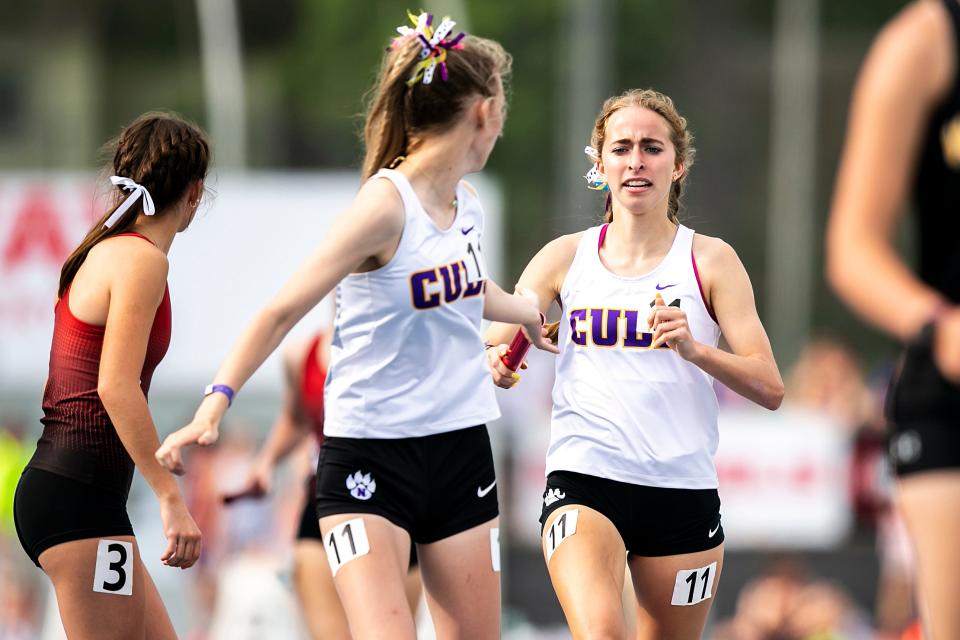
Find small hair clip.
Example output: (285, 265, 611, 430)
(104, 176, 156, 228)
(583, 146, 608, 192)
(389, 10, 466, 86)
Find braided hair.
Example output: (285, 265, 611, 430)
(59, 113, 210, 297)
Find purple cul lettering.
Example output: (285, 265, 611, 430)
(590, 309, 621, 346)
(411, 269, 441, 309)
(623, 310, 653, 348)
(569, 309, 588, 345)
(441, 262, 464, 302)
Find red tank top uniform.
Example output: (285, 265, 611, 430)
(26, 233, 171, 497)
(300, 333, 327, 444)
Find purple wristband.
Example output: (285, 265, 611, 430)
(203, 383, 235, 407)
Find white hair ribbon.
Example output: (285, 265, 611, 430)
(104, 176, 155, 228)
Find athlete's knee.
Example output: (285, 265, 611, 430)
(576, 627, 626, 640)
(570, 614, 627, 640)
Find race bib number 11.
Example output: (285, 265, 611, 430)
(325, 518, 371, 576)
(671, 562, 717, 606)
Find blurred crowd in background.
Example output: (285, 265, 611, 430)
(0, 0, 933, 637)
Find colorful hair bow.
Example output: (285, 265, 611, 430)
(583, 146, 609, 191)
(390, 10, 466, 86)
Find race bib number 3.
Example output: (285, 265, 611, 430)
(490, 527, 500, 572)
(93, 540, 133, 596)
(325, 518, 371, 576)
(545, 509, 579, 563)
(671, 562, 717, 606)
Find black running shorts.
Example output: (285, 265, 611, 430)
(297, 474, 323, 541)
(886, 327, 960, 476)
(315, 425, 498, 544)
(14, 468, 134, 568)
(539, 470, 723, 557)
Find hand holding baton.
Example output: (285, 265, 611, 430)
(500, 315, 560, 371)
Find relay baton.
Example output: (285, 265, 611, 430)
(499, 314, 559, 372)
(500, 328, 533, 371)
(221, 485, 267, 505)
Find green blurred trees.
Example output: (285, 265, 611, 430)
(0, 0, 911, 364)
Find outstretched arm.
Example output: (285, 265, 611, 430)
(232, 341, 313, 499)
(485, 233, 579, 388)
(157, 179, 404, 474)
(483, 279, 556, 357)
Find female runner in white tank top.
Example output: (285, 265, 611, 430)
(486, 89, 784, 640)
(157, 12, 556, 639)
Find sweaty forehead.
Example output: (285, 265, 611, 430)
(605, 106, 672, 143)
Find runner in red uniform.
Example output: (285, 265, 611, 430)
(13, 112, 209, 640)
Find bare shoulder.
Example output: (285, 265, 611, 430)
(517, 231, 586, 297)
(692, 233, 740, 273)
(514, 231, 584, 298)
(868, 0, 953, 97)
(88, 235, 169, 284)
(540, 231, 583, 262)
(886, 0, 950, 43)
(350, 176, 406, 234)
(693, 233, 758, 312)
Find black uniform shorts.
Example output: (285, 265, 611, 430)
(539, 470, 724, 557)
(14, 467, 134, 568)
(886, 329, 960, 476)
(315, 425, 498, 544)
(299, 472, 419, 567)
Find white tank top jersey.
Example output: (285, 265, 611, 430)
(548, 224, 722, 489)
(323, 169, 500, 439)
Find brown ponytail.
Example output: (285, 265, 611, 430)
(58, 112, 210, 297)
(361, 23, 512, 181)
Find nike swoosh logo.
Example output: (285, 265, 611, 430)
(461, 225, 475, 235)
(477, 480, 496, 497)
(708, 523, 720, 538)
(655, 283, 677, 290)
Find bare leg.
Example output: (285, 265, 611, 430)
(294, 539, 351, 640)
(404, 565, 423, 616)
(542, 505, 628, 639)
(40, 536, 176, 640)
(628, 544, 724, 640)
(418, 518, 500, 640)
(896, 471, 960, 639)
(320, 513, 416, 640)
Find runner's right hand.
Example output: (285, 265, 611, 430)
(159, 496, 202, 569)
(487, 344, 524, 389)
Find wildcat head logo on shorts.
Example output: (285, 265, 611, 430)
(346, 471, 376, 500)
(544, 488, 566, 507)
